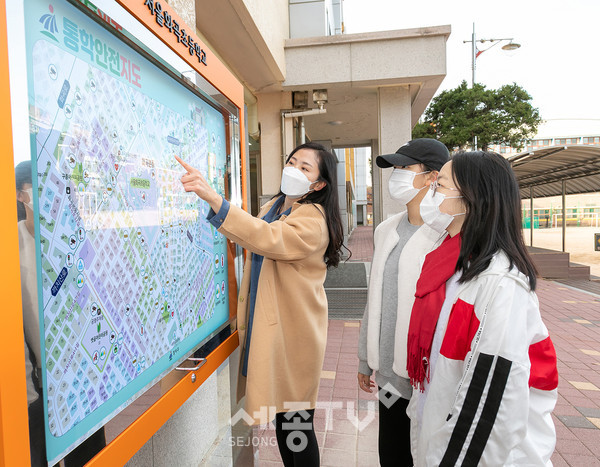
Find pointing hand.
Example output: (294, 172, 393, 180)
(175, 155, 222, 213)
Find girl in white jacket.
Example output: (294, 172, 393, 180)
(408, 151, 558, 466)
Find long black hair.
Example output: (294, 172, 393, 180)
(452, 151, 538, 290)
(279, 142, 346, 268)
(15, 161, 32, 222)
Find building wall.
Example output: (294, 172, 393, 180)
(345, 148, 355, 192)
(243, 0, 289, 74)
(339, 147, 370, 230)
(487, 119, 600, 156)
(165, 0, 196, 28)
(289, 0, 342, 39)
(126, 360, 233, 467)
(336, 150, 349, 248)
(256, 92, 293, 198)
(354, 147, 368, 203)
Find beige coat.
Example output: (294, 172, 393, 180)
(216, 197, 329, 423)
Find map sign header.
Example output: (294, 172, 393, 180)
(142, 0, 207, 66)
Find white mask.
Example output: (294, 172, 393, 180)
(420, 187, 465, 233)
(388, 168, 430, 205)
(281, 166, 314, 197)
(22, 187, 34, 211)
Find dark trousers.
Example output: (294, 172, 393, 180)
(378, 388, 413, 467)
(275, 409, 319, 467)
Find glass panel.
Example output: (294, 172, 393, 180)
(9, 0, 242, 463)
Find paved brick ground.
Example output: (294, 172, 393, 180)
(251, 226, 600, 466)
(346, 226, 374, 263)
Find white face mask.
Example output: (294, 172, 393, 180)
(388, 168, 430, 205)
(22, 187, 34, 211)
(280, 166, 315, 197)
(420, 187, 465, 234)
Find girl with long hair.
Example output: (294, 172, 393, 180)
(407, 151, 558, 466)
(176, 142, 345, 467)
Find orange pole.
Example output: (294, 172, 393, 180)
(0, 0, 33, 464)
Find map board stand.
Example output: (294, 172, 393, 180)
(1, 0, 245, 464)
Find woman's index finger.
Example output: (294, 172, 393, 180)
(174, 155, 193, 172)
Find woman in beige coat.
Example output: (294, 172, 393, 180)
(176, 142, 344, 466)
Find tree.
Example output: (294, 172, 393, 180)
(412, 81, 542, 151)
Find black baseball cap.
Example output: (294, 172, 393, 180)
(376, 138, 449, 171)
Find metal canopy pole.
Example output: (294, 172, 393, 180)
(562, 180, 566, 252)
(530, 187, 534, 246)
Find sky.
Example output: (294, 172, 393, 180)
(343, 0, 600, 127)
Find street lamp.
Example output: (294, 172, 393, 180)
(463, 23, 521, 149)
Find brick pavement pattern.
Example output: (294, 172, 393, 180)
(251, 226, 600, 466)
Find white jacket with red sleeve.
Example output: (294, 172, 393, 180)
(408, 252, 558, 466)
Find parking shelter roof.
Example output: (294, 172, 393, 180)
(508, 145, 600, 198)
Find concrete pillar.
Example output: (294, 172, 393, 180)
(256, 92, 292, 201)
(377, 86, 412, 222)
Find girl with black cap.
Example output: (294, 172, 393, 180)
(357, 138, 450, 466)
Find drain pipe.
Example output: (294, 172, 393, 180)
(299, 117, 305, 144)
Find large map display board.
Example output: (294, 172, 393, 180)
(24, 0, 231, 462)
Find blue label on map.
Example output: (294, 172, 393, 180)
(167, 135, 180, 146)
(51, 267, 68, 296)
(57, 80, 70, 109)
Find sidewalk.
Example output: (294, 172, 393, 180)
(251, 225, 600, 466)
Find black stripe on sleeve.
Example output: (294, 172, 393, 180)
(439, 353, 494, 467)
(461, 356, 512, 466)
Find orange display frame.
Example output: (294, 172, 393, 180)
(0, 1, 32, 464)
(0, 0, 246, 465)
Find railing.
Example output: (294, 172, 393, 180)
(552, 213, 599, 228)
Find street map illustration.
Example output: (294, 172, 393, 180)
(26, 0, 230, 460)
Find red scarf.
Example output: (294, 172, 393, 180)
(407, 233, 462, 391)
